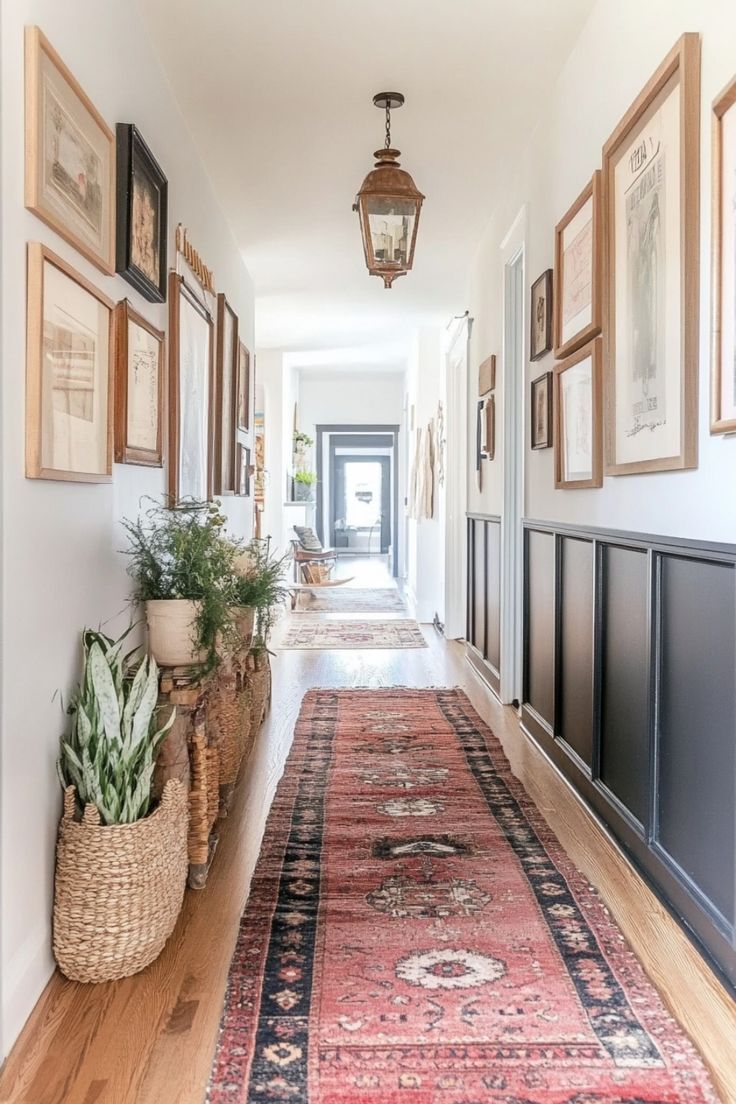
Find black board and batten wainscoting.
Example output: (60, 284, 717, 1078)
(466, 514, 502, 696)
(519, 518, 736, 991)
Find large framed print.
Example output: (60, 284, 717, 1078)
(531, 370, 553, 450)
(168, 273, 214, 503)
(554, 337, 602, 490)
(25, 27, 115, 275)
(554, 172, 602, 359)
(237, 341, 251, 432)
(114, 301, 164, 466)
(116, 124, 168, 302)
(215, 295, 239, 494)
(603, 34, 700, 475)
(712, 75, 736, 435)
(530, 270, 553, 361)
(26, 243, 114, 482)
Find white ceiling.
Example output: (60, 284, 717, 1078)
(142, 0, 594, 368)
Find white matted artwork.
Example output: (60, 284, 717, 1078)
(712, 77, 736, 434)
(554, 337, 602, 490)
(114, 301, 164, 466)
(603, 34, 700, 475)
(554, 172, 601, 359)
(26, 243, 113, 482)
(168, 272, 213, 502)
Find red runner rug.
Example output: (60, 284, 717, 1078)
(207, 688, 717, 1103)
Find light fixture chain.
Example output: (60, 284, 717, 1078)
(385, 102, 391, 149)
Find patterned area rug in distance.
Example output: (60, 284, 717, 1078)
(294, 587, 407, 614)
(207, 688, 717, 1104)
(280, 619, 426, 650)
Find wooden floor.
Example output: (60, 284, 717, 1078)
(2, 577, 736, 1102)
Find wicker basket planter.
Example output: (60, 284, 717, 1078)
(231, 605, 255, 650)
(53, 779, 188, 983)
(248, 650, 271, 731)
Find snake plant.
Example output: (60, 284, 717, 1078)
(57, 628, 175, 825)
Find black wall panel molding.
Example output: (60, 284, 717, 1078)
(466, 514, 501, 696)
(521, 518, 736, 992)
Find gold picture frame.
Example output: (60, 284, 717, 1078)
(602, 33, 700, 475)
(554, 337, 603, 490)
(215, 294, 239, 494)
(25, 27, 116, 275)
(114, 301, 164, 467)
(553, 171, 602, 359)
(711, 74, 736, 435)
(26, 242, 114, 483)
(478, 354, 496, 396)
(167, 272, 215, 504)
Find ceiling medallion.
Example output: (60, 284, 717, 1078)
(353, 92, 425, 289)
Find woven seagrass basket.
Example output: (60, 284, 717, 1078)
(248, 651, 271, 731)
(53, 779, 188, 983)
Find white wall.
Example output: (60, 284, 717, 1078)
(0, 0, 255, 1057)
(468, 0, 736, 544)
(297, 370, 405, 437)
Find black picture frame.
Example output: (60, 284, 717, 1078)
(531, 370, 553, 449)
(116, 124, 168, 302)
(530, 268, 553, 361)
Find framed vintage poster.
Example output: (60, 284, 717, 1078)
(116, 124, 168, 302)
(168, 272, 214, 503)
(712, 75, 736, 435)
(603, 34, 700, 475)
(114, 301, 164, 466)
(215, 294, 239, 494)
(531, 370, 553, 449)
(530, 270, 553, 361)
(553, 171, 602, 359)
(237, 341, 251, 432)
(478, 354, 496, 395)
(26, 243, 114, 482)
(554, 337, 603, 490)
(25, 27, 115, 275)
(483, 395, 496, 460)
(236, 443, 251, 497)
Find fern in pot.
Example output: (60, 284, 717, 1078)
(122, 499, 239, 669)
(54, 629, 188, 983)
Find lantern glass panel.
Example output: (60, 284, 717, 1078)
(365, 197, 417, 266)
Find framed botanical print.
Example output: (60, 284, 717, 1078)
(116, 124, 168, 302)
(215, 294, 239, 494)
(114, 301, 164, 466)
(531, 371, 553, 450)
(553, 172, 602, 359)
(478, 354, 496, 396)
(483, 396, 496, 460)
(530, 270, 553, 361)
(603, 34, 700, 475)
(554, 337, 602, 490)
(236, 443, 251, 497)
(25, 27, 115, 275)
(237, 341, 251, 432)
(168, 272, 214, 503)
(711, 74, 736, 435)
(26, 243, 114, 482)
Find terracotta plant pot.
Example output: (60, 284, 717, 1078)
(146, 599, 207, 668)
(231, 605, 255, 650)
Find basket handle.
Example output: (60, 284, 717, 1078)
(82, 803, 101, 826)
(160, 778, 184, 810)
(62, 786, 77, 821)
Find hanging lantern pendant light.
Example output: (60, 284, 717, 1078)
(353, 92, 425, 288)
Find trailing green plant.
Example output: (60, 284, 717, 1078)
(294, 470, 317, 486)
(57, 629, 175, 825)
(230, 538, 289, 652)
(293, 430, 314, 449)
(122, 498, 241, 665)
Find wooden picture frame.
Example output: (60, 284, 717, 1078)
(554, 337, 603, 490)
(531, 370, 553, 450)
(484, 395, 496, 460)
(553, 171, 602, 359)
(25, 27, 115, 275)
(214, 294, 239, 494)
(236, 443, 251, 497)
(530, 269, 553, 361)
(478, 354, 496, 395)
(603, 33, 700, 475)
(711, 74, 736, 435)
(168, 272, 214, 503)
(114, 301, 164, 466)
(26, 242, 114, 482)
(237, 341, 251, 432)
(116, 124, 168, 302)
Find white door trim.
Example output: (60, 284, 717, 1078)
(499, 205, 528, 704)
(444, 314, 470, 640)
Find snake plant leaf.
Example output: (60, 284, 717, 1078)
(127, 657, 159, 755)
(74, 703, 93, 750)
(121, 659, 148, 751)
(87, 641, 122, 752)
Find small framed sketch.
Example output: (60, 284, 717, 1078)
(168, 272, 214, 503)
(215, 295, 239, 494)
(531, 371, 553, 449)
(237, 341, 251, 432)
(478, 354, 496, 395)
(712, 74, 736, 435)
(25, 27, 115, 275)
(603, 34, 700, 475)
(553, 171, 602, 359)
(26, 243, 114, 482)
(116, 124, 168, 302)
(114, 301, 164, 466)
(236, 443, 251, 497)
(530, 269, 553, 360)
(483, 396, 496, 460)
(554, 337, 602, 490)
